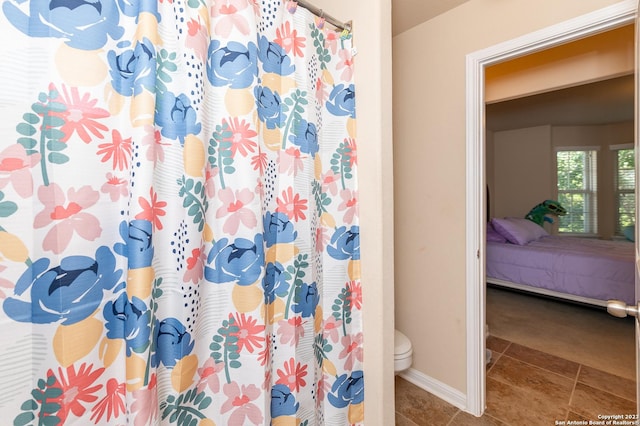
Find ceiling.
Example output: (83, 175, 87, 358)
(486, 75, 634, 132)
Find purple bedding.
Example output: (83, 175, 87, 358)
(486, 236, 635, 305)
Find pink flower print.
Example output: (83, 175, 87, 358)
(315, 77, 329, 104)
(231, 313, 265, 353)
(338, 188, 358, 223)
(141, 125, 168, 165)
(196, 358, 224, 394)
(184, 246, 206, 284)
(101, 173, 128, 201)
(225, 117, 257, 157)
(0, 144, 41, 198)
(255, 177, 264, 199)
(275, 21, 306, 57)
(322, 315, 343, 343)
(205, 163, 218, 198)
(277, 317, 304, 346)
(347, 280, 362, 310)
(221, 382, 264, 426)
(185, 16, 210, 61)
(339, 332, 364, 371)
(97, 129, 132, 172)
(276, 187, 307, 222)
(315, 226, 330, 253)
(324, 30, 339, 54)
(276, 357, 308, 392)
(316, 372, 331, 403)
(212, 1, 250, 37)
(34, 183, 102, 254)
(135, 187, 167, 231)
(51, 84, 110, 144)
(251, 151, 267, 174)
(257, 333, 272, 367)
(279, 147, 304, 176)
(216, 188, 257, 235)
(337, 48, 355, 81)
(131, 374, 159, 426)
(320, 170, 340, 196)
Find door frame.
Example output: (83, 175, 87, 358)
(464, 0, 637, 416)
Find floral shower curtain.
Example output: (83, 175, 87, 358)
(0, 1, 362, 424)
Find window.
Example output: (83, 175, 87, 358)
(613, 145, 635, 235)
(556, 148, 598, 234)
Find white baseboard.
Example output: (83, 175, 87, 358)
(398, 368, 468, 412)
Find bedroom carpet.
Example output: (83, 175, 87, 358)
(486, 286, 636, 380)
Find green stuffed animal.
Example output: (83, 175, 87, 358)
(525, 200, 567, 226)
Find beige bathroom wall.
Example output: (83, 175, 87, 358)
(322, 0, 395, 424)
(392, 0, 624, 397)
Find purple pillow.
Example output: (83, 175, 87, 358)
(486, 222, 507, 243)
(491, 217, 548, 245)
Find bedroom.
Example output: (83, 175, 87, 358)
(484, 23, 635, 376)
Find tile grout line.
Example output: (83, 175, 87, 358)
(566, 363, 582, 421)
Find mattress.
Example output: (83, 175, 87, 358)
(486, 236, 635, 306)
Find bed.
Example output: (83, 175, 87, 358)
(486, 217, 635, 307)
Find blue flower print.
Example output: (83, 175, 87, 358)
(292, 282, 319, 318)
(2, 0, 125, 50)
(289, 119, 319, 157)
(326, 84, 356, 118)
(255, 86, 285, 129)
(205, 234, 264, 285)
(108, 38, 156, 97)
(114, 220, 154, 269)
(104, 293, 151, 355)
(263, 211, 297, 247)
(206, 40, 258, 89)
(3, 246, 122, 325)
(257, 36, 294, 76)
(327, 226, 360, 260)
(117, 0, 160, 21)
(271, 384, 299, 417)
(155, 91, 202, 144)
(262, 262, 289, 304)
(328, 371, 364, 408)
(151, 317, 195, 368)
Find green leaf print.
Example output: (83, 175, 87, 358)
(17, 87, 69, 186)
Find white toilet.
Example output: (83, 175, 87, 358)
(394, 329, 413, 374)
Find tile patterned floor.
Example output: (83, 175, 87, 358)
(395, 336, 637, 425)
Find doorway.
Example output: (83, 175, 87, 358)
(464, 0, 637, 416)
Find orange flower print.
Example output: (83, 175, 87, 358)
(276, 186, 307, 221)
(231, 313, 265, 353)
(347, 280, 362, 310)
(90, 378, 126, 423)
(135, 187, 167, 230)
(344, 138, 357, 167)
(251, 151, 267, 174)
(275, 21, 306, 57)
(276, 357, 307, 392)
(97, 129, 132, 171)
(51, 84, 110, 143)
(224, 117, 257, 157)
(49, 363, 105, 423)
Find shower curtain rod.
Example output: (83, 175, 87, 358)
(296, 0, 352, 32)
